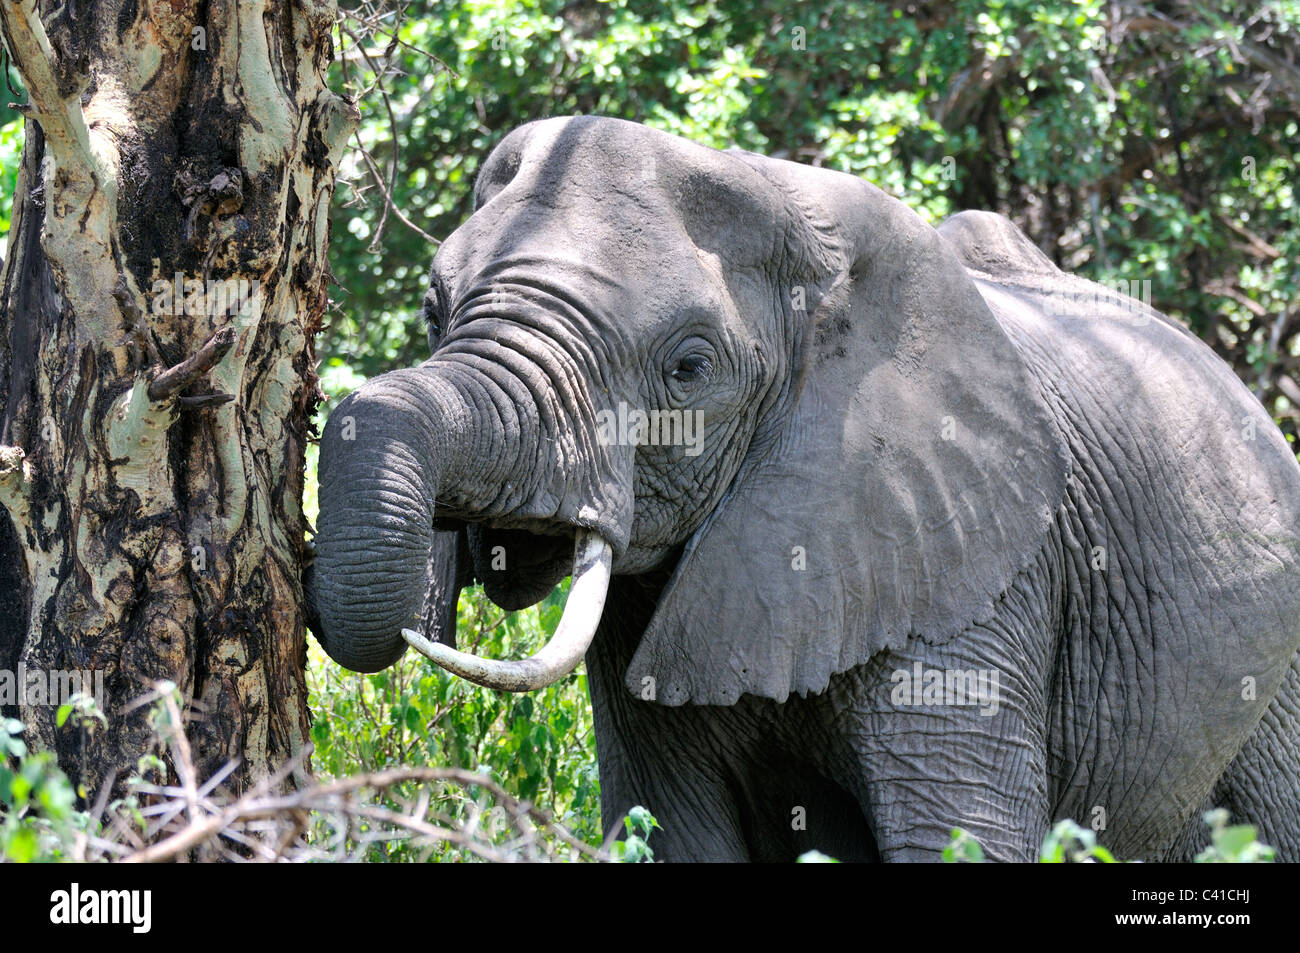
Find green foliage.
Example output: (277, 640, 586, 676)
(942, 826, 987, 863)
(1, 715, 90, 862)
(943, 813, 1276, 863)
(1196, 808, 1277, 863)
(0, 693, 169, 863)
(55, 692, 108, 731)
(0, 61, 23, 257)
(324, 0, 1300, 448)
(2, 685, 622, 862)
(307, 581, 609, 859)
(1038, 819, 1119, 863)
(0, 114, 23, 260)
(607, 805, 660, 862)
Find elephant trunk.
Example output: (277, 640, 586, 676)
(307, 359, 615, 685)
(307, 366, 465, 673)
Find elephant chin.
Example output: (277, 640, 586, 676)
(403, 529, 613, 692)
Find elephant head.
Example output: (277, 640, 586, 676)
(307, 116, 1067, 703)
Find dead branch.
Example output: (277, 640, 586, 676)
(335, 4, 441, 248)
(117, 763, 610, 863)
(148, 327, 237, 401)
(89, 682, 611, 863)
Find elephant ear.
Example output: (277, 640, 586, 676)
(627, 158, 1071, 706)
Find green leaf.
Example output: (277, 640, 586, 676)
(1213, 824, 1259, 858)
(944, 827, 986, 863)
(4, 827, 38, 863)
(796, 850, 840, 863)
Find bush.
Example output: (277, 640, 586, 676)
(306, 582, 607, 859)
(1, 683, 636, 863)
(943, 815, 1276, 863)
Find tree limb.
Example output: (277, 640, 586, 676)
(0, 0, 96, 179)
(148, 327, 237, 402)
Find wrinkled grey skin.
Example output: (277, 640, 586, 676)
(307, 116, 1300, 861)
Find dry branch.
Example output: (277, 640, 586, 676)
(148, 326, 237, 401)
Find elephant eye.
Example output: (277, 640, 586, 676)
(669, 354, 713, 383)
(422, 277, 447, 344)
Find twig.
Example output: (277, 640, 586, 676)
(120, 765, 608, 863)
(333, 7, 440, 247)
(148, 327, 236, 401)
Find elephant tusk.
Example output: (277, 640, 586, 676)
(402, 529, 612, 692)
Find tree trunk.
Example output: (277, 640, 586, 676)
(0, 0, 356, 801)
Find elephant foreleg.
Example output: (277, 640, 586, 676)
(585, 583, 753, 861)
(829, 630, 1054, 862)
(594, 738, 754, 862)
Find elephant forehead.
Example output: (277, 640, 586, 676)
(488, 116, 729, 192)
(475, 117, 786, 266)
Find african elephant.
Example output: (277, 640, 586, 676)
(306, 115, 1300, 862)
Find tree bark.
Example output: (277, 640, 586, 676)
(0, 0, 356, 801)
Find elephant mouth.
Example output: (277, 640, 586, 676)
(468, 523, 577, 611)
(403, 525, 614, 693)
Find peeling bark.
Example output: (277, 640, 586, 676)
(0, 0, 357, 799)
